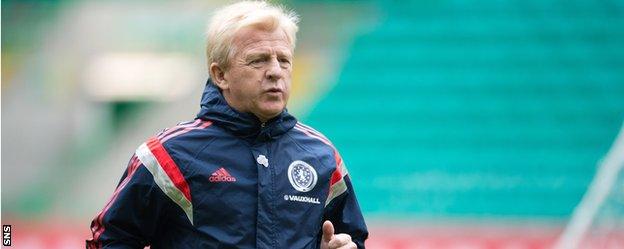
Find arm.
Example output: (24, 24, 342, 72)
(323, 176, 369, 248)
(322, 151, 369, 248)
(86, 155, 170, 249)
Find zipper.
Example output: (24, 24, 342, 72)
(261, 122, 266, 128)
(266, 141, 278, 247)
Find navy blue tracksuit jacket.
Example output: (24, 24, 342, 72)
(87, 80, 368, 248)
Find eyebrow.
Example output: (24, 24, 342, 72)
(245, 53, 269, 61)
(279, 48, 294, 57)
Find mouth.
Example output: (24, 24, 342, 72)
(265, 88, 283, 94)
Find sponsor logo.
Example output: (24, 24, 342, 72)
(284, 195, 320, 204)
(287, 160, 318, 192)
(209, 167, 236, 182)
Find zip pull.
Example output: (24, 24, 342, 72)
(257, 155, 269, 167)
(261, 122, 266, 128)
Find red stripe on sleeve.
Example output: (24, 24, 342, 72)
(330, 149, 344, 186)
(146, 137, 193, 202)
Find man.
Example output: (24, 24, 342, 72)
(87, 1, 368, 248)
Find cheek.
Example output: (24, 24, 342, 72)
(283, 71, 292, 95)
(229, 69, 263, 97)
(239, 67, 261, 80)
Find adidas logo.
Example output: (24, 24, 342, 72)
(209, 167, 236, 182)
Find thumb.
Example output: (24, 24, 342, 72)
(322, 220, 334, 242)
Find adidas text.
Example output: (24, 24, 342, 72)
(209, 175, 236, 182)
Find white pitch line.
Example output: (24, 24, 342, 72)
(554, 122, 624, 249)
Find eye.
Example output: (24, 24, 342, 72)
(249, 58, 266, 67)
(279, 58, 291, 67)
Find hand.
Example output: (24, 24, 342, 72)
(320, 220, 357, 249)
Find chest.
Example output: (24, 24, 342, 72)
(179, 135, 334, 247)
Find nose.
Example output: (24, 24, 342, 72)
(265, 57, 284, 81)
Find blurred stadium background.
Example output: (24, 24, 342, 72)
(2, 0, 624, 248)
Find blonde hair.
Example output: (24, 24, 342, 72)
(206, 1, 299, 76)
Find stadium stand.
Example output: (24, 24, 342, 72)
(303, 0, 624, 218)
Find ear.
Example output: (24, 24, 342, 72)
(210, 62, 229, 90)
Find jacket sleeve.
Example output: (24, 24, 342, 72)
(86, 154, 171, 249)
(322, 151, 369, 249)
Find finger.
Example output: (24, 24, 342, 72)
(322, 220, 334, 242)
(336, 242, 357, 249)
(328, 233, 352, 248)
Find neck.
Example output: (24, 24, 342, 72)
(221, 90, 246, 113)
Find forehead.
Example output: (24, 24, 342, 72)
(232, 27, 293, 55)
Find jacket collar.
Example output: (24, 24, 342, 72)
(196, 79, 297, 142)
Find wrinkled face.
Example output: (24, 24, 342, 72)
(211, 26, 293, 122)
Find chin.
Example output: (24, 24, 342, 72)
(265, 109, 284, 117)
(259, 105, 285, 119)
